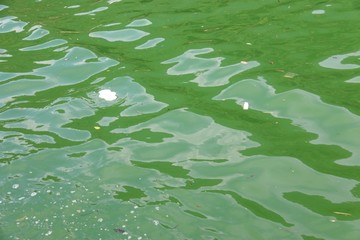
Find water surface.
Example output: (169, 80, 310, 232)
(1, 1, 360, 239)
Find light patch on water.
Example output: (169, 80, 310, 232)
(162, 48, 259, 86)
(113, 108, 258, 162)
(20, 39, 67, 51)
(126, 19, 152, 27)
(214, 77, 360, 165)
(75, 6, 108, 16)
(65, 5, 80, 9)
(162, 48, 219, 75)
(23, 25, 49, 40)
(319, 50, 360, 70)
(0, 16, 28, 33)
(90, 29, 149, 42)
(108, 0, 122, 4)
(0, 5, 9, 11)
(135, 37, 165, 50)
(93, 76, 168, 116)
(312, 9, 325, 15)
(346, 76, 360, 83)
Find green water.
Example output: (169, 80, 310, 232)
(1, 0, 360, 239)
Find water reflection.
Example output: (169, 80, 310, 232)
(162, 48, 259, 86)
(1, 1, 360, 240)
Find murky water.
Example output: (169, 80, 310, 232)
(1, 0, 360, 239)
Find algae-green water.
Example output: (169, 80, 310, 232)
(1, 0, 360, 239)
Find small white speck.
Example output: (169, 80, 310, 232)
(312, 9, 325, 15)
(155, 206, 160, 211)
(12, 184, 20, 189)
(134, 205, 138, 209)
(30, 192, 37, 197)
(243, 101, 249, 110)
(45, 230, 52, 236)
(153, 220, 159, 226)
(98, 218, 103, 222)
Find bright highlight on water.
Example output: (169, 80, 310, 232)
(98, 89, 117, 101)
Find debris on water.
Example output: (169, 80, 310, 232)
(12, 184, 20, 189)
(153, 220, 160, 226)
(94, 126, 101, 130)
(240, 60, 248, 64)
(284, 72, 298, 78)
(98, 89, 117, 101)
(243, 101, 249, 110)
(114, 228, 126, 234)
(333, 211, 351, 216)
(30, 192, 38, 197)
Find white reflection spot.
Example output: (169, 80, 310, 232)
(312, 9, 325, 14)
(99, 89, 117, 101)
(243, 101, 249, 110)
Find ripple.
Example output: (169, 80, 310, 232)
(19, 39, 67, 51)
(89, 76, 168, 116)
(162, 48, 259, 86)
(90, 28, 149, 42)
(0, 47, 118, 108)
(23, 25, 49, 41)
(0, 5, 8, 11)
(214, 77, 360, 166)
(126, 18, 152, 27)
(74, 6, 108, 16)
(135, 37, 165, 50)
(0, 16, 27, 33)
(319, 50, 360, 70)
(112, 109, 258, 161)
(0, 98, 93, 142)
